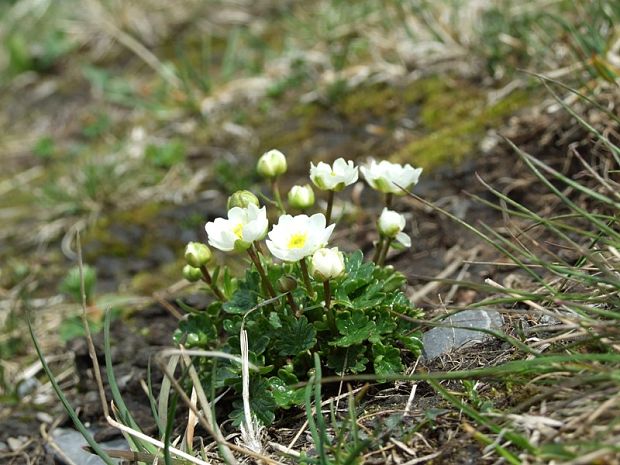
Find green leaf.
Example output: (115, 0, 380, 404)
(346, 250, 364, 272)
(268, 312, 282, 329)
(223, 270, 261, 314)
(372, 265, 407, 292)
(333, 310, 376, 347)
(173, 313, 217, 348)
(58, 316, 102, 343)
(222, 266, 238, 298)
(145, 139, 186, 169)
(230, 377, 277, 426)
(268, 376, 306, 408)
(226, 330, 271, 357)
(59, 266, 96, 304)
(398, 331, 423, 355)
(369, 312, 398, 344)
(273, 315, 317, 356)
(372, 342, 404, 380)
(326, 345, 368, 374)
(277, 366, 299, 384)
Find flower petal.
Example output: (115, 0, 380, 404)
(395, 232, 411, 248)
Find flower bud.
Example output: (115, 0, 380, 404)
(310, 247, 345, 281)
(288, 184, 315, 209)
(278, 275, 298, 292)
(183, 264, 203, 282)
(257, 149, 287, 178)
(227, 190, 260, 210)
(377, 208, 405, 238)
(185, 242, 212, 268)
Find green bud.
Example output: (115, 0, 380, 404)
(183, 264, 203, 282)
(287, 184, 315, 209)
(186, 332, 201, 346)
(257, 149, 287, 178)
(227, 190, 260, 210)
(278, 275, 298, 292)
(185, 242, 212, 267)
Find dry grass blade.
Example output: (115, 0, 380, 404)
(239, 329, 263, 453)
(76, 229, 110, 419)
(155, 347, 286, 465)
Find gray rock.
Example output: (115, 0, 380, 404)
(16, 377, 41, 398)
(50, 427, 127, 465)
(422, 309, 504, 360)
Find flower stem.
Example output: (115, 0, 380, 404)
(323, 280, 337, 334)
(325, 189, 335, 224)
(199, 265, 226, 301)
(286, 292, 300, 317)
(372, 237, 385, 264)
(254, 240, 265, 256)
(299, 258, 315, 299)
(247, 246, 276, 299)
(385, 193, 393, 209)
(378, 238, 393, 266)
(271, 177, 285, 214)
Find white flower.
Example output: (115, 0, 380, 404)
(205, 203, 268, 252)
(377, 208, 411, 248)
(257, 149, 287, 178)
(310, 158, 358, 191)
(310, 247, 345, 281)
(266, 213, 335, 262)
(360, 159, 422, 195)
(288, 184, 315, 209)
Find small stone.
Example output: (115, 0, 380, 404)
(36, 412, 54, 424)
(422, 309, 504, 360)
(7, 436, 27, 451)
(17, 377, 41, 398)
(50, 427, 127, 465)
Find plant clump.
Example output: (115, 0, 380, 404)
(176, 154, 424, 425)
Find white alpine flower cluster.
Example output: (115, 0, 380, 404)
(201, 150, 421, 271)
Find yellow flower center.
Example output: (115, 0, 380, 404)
(233, 222, 244, 239)
(287, 232, 308, 249)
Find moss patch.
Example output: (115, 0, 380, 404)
(392, 88, 532, 169)
(129, 260, 182, 294)
(83, 203, 164, 259)
(254, 75, 533, 178)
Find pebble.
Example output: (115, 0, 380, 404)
(49, 427, 128, 465)
(422, 309, 504, 360)
(16, 377, 41, 398)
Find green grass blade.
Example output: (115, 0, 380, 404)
(146, 358, 164, 435)
(103, 309, 157, 454)
(313, 353, 329, 464)
(540, 81, 620, 164)
(28, 314, 115, 465)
